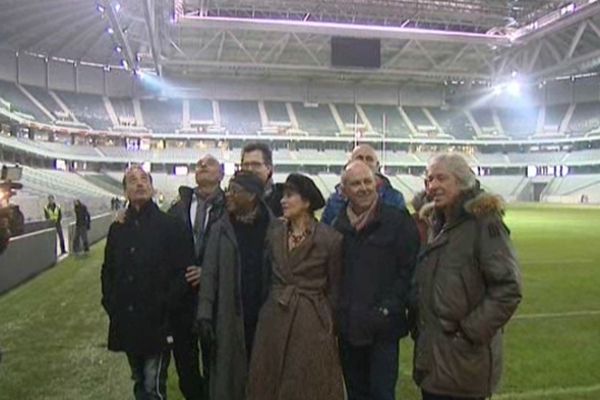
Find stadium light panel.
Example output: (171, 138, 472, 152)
(121, 59, 129, 70)
(507, 80, 521, 96)
(114, 3, 121, 12)
(96, 4, 105, 13)
(107, 27, 114, 35)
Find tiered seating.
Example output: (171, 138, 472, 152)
(471, 108, 495, 130)
(563, 149, 600, 163)
(336, 104, 361, 125)
(497, 107, 538, 138)
(403, 107, 432, 131)
(474, 153, 508, 165)
(23, 85, 62, 117)
(190, 99, 213, 121)
(0, 80, 50, 122)
(264, 101, 289, 122)
(111, 98, 136, 125)
(141, 99, 182, 133)
(568, 102, 600, 134)
(544, 104, 568, 132)
(429, 108, 474, 140)
(361, 105, 410, 137)
(550, 174, 600, 195)
(507, 152, 566, 164)
(220, 100, 261, 134)
(56, 91, 112, 130)
(292, 103, 338, 135)
(478, 176, 525, 200)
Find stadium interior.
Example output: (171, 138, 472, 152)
(1, 0, 600, 399)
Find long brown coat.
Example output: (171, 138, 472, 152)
(247, 219, 345, 400)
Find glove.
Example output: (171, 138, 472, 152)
(195, 318, 215, 343)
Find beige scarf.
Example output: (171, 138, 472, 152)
(347, 197, 379, 231)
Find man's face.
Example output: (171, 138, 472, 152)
(241, 150, 271, 184)
(426, 162, 462, 210)
(225, 182, 256, 215)
(124, 168, 153, 205)
(195, 155, 222, 187)
(351, 145, 379, 173)
(342, 163, 378, 213)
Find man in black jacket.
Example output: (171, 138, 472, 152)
(168, 154, 226, 400)
(101, 166, 192, 400)
(73, 199, 91, 254)
(240, 142, 284, 217)
(333, 161, 420, 400)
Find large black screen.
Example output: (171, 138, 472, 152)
(331, 37, 381, 68)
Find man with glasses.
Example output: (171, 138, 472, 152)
(168, 154, 226, 400)
(240, 142, 285, 217)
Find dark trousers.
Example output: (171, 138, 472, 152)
(126, 351, 170, 400)
(72, 225, 89, 253)
(340, 338, 399, 400)
(171, 315, 207, 400)
(422, 391, 484, 400)
(55, 223, 66, 254)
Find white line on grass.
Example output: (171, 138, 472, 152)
(514, 310, 600, 320)
(495, 384, 600, 399)
(520, 259, 593, 265)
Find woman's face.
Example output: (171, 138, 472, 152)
(281, 190, 310, 220)
(425, 162, 462, 211)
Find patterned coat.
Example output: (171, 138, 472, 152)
(246, 219, 345, 400)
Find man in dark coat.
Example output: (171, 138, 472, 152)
(333, 161, 420, 400)
(240, 142, 284, 217)
(322, 144, 406, 225)
(101, 166, 192, 400)
(73, 199, 91, 253)
(196, 170, 273, 400)
(167, 154, 226, 400)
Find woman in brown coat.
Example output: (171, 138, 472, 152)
(247, 173, 345, 400)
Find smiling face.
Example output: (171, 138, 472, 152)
(425, 161, 462, 211)
(281, 189, 310, 220)
(342, 161, 378, 214)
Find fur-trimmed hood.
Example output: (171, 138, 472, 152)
(419, 190, 505, 223)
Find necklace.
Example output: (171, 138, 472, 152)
(288, 225, 311, 249)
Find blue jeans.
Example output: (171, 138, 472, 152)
(127, 351, 171, 400)
(340, 338, 400, 400)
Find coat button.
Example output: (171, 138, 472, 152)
(128, 275, 134, 282)
(128, 305, 134, 312)
(130, 247, 135, 253)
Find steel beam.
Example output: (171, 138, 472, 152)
(177, 15, 511, 46)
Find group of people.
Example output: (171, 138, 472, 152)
(101, 142, 522, 400)
(44, 195, 91, 255)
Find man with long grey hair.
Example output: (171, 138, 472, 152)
(411, 153, 522, 400)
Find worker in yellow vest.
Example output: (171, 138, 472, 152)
(44, 195, 66, 255)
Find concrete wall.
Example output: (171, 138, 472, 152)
(0, 212, 114, 295)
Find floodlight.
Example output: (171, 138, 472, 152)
(114, 3, 121, 12)
(507, 80, 521, 96)
(107, 27, 114, 35)
(97, 4, 105, 13)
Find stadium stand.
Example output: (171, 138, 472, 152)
(568, 101, 600, 134)
(55, 91, 112, 130)
(264, 101, 290, 123)
(361, 105, 411, 137)
(0, 80, 50, 122)
(292, 102, 339, 135)
(429, 107, 475, 140)
(544, 104, 568, 132)
(220, 100, 262, 134)
(141, 98, 183, 133)
(497, 107, 538, 138)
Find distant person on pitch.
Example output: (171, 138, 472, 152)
(44, 195, 67, 255)
(73, 199, 91, 254)
(321, 144, 406, 225)
(101, 166, 191, 400)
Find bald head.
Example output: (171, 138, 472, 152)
(350, 144, 379, 173)
(195, 154, 223, 189)
(342, 160, 378, 213)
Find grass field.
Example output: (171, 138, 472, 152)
(1, 204, 599, 400)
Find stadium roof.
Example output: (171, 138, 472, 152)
(1, 0, 600, 84)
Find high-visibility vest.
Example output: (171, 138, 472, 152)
(45, 205, 61, 222)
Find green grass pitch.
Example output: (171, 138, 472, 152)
(1, 204, 599, 399)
